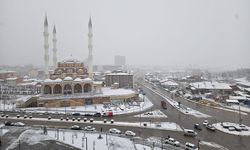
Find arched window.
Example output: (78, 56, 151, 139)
(44, 85, 52, 94)
(63, 84, 72, 94)
(54, 84, 62, 94)
(84, 84, 92, 93)
(74, 84, 82, 93)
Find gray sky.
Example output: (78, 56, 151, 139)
(0, 0, 249, 70)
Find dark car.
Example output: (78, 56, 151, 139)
(4, 121, 13, 126)
(194, 124, 202, 130)
(72, 113, 81, 116)
(84, 113, 94, 116)
(93, 113, 101, 117)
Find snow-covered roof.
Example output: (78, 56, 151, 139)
(106, 73, 131, 75)
(190, 82, 232, 90)
(18, 82, 38, 86)
(83, 78, 92, 82)
(64, 76, 73, 81)
(6, 77, 17, 81)
(101, 87, 136, 97)
(44, 78, 62, 83)
(74, 78, 82, 82)
(61, 56, 81, 63)
(44, 79, 52, 83)
(161, 81, 178, 86)
(226, 99, 239, 103)
(234, 78, 250, 87)
(229, 96, 248, 100)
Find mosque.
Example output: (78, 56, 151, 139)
(31, 15, 138, 108)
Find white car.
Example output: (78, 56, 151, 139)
(164, 138, 180, 147)
(183, 129, 197, 137)
(203, 120, 209, 126)
(13, 122, 25, 127)
(185, 142, 198, 150)
(125, 130, 136, 136)
(109, 128, 121, 134)
(84, 126, 96, 131)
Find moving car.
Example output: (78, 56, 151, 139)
(109, 128, 121, 134)
(84, 126, 96, 131)
(185, 142, 198, 150)
(164, 137, 180, 147)
(70, 125, 81, 130)
(13, 122, 25, 127)
(125, 130, 136, 136)
(203, 120, 209, 126)
(4, 121, 13, 126)
(183, 129, 197, 137)
(194, 124, 202, 130)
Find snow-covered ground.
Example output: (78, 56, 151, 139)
(18, 94, 153, 116)
(0, 124, 9, 136)
(200, 141, 229, 150)
(134, 109, 167, 118)
(5, 129, 54, 150)
(47, 129, 135, 150)
(143, 84, 211, 118)
(213, 122, 250, 136)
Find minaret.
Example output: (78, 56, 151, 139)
(52, 25, 57, 69)
(88, 17, 93, 79)
(43, 15, 49, 79)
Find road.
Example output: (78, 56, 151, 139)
(139, 81, 250, 150)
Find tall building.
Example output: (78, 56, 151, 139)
(88, 17, 93, 79)
(43, 15, 49, 78)
(105, 72, 133, 88)
(52, 25, 58, 69)
(114, 55, 126, 66)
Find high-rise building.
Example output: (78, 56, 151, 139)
(114, 55, 126, 66)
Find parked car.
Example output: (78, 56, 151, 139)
(13, 122, 25, 127)
(185, 142, 198, 150)
(228, 126, 236, 131)
(84, 126, 96, 131)
(23, 115, 27, 119)
(109, 128, 121, 134)
(240, 125, 249, 131)
(48, 116, 51, 120)
(194, 124, 202, 130)
(203, 120, 209, 126)
(72, 112, 81, 116)
(164, 137, 180, 147)
(206, 124, 216, 131)
(17, 114, 20, 118)
(125, 130, 136, 136)
(183, 129, 197, 137)
(84, 113, 94, 116)
(93, 113, 101, 117)
(221, 122, 231, 128)
(70, 125, 81, 130)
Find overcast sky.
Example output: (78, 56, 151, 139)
(0, 0, 249, 70)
